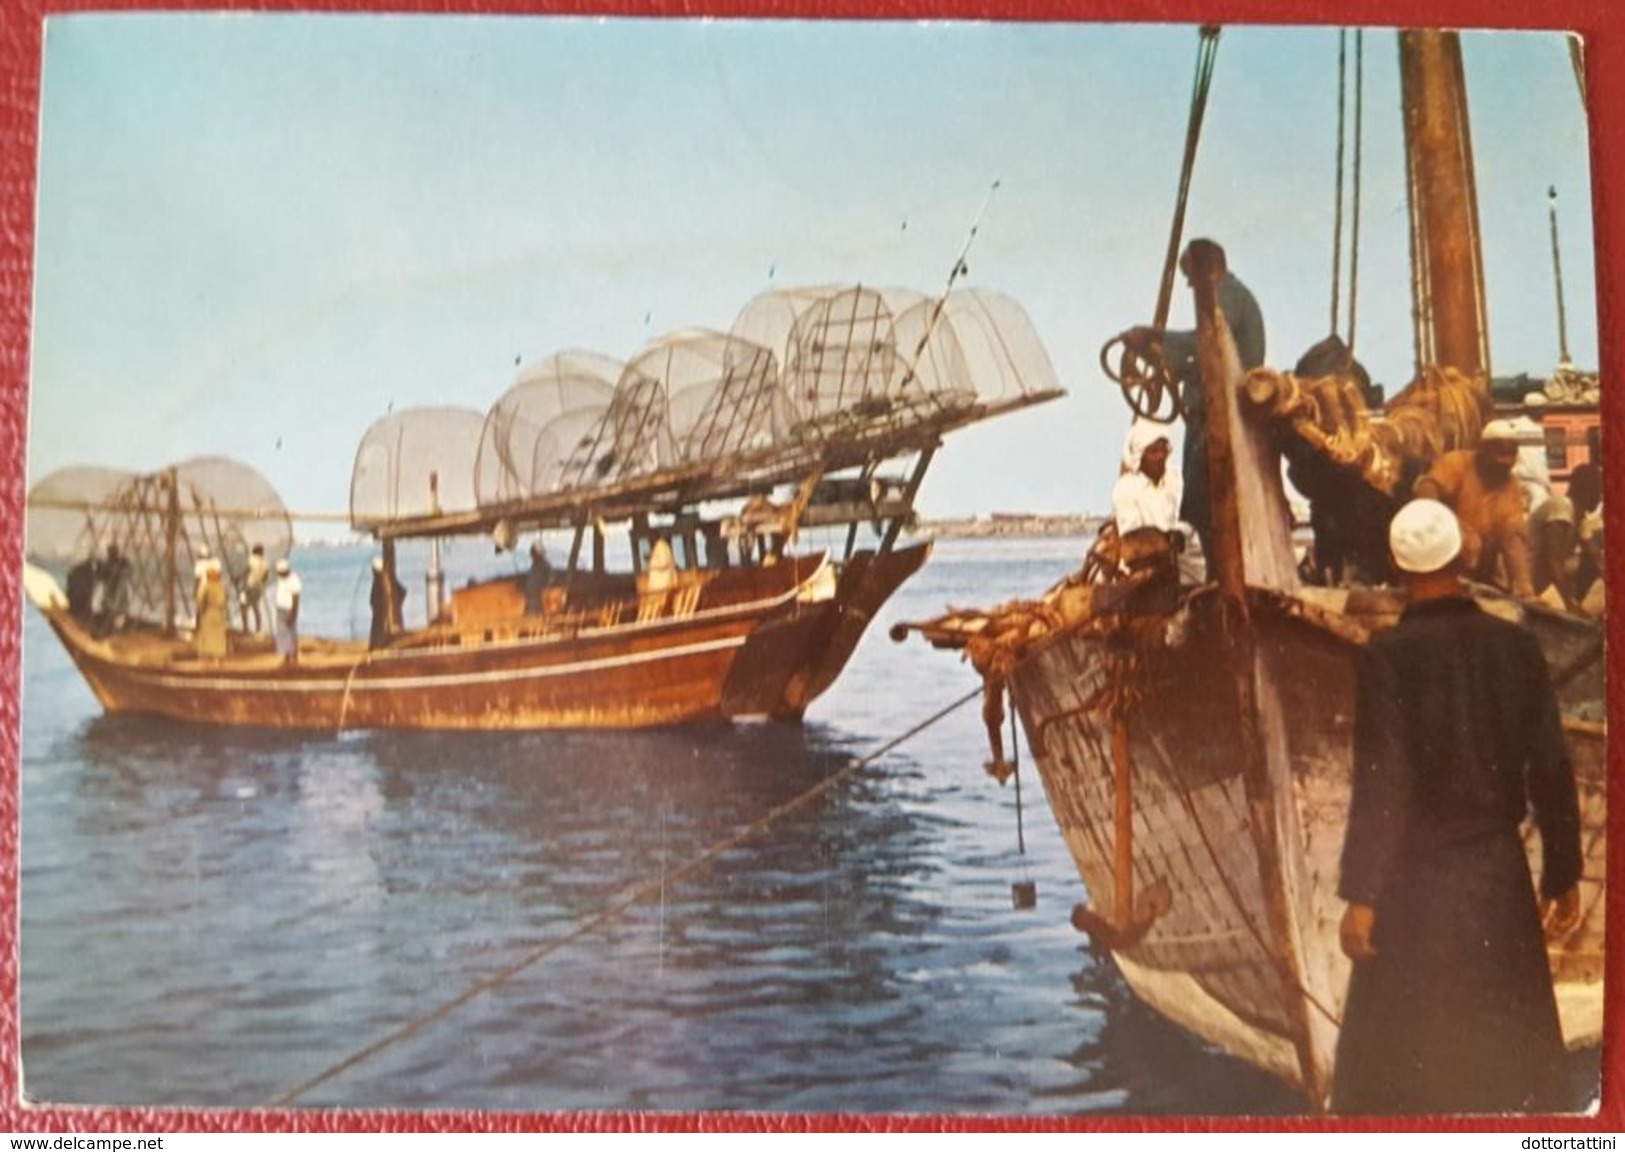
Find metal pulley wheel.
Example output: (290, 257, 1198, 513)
(1099, 331, 1186, 424)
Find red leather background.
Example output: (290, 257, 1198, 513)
(0, 0, 1618, 1133)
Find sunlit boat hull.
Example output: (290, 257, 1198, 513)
(35, 545, 930, 732)
(1010, 587, 1606, 1108)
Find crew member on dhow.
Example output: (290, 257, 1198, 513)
(1120, 239, 1266, 575)
(1412, 420, 1533, 597)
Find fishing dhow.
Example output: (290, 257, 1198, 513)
(25, 284, 1061, 730)
(898, 29, 1604, 1110)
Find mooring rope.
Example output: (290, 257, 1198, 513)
(334, 654, 370, 732)
(261, 683, 985, 1107)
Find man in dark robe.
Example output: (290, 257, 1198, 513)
(523, 540, 553, 615)
(65, 556, 97, 624)
(1332, 498, 1582, 1114)
(1123, 239, 1266, 575)
(368, 556, 406, 650)
(95, 543, 130, 636)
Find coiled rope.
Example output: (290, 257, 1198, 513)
(261, 683, 984, 1107)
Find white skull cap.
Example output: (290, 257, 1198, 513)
(1389, 499, 1463, 574)
(1481, 419, 1521, 443)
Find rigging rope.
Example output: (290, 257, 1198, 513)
(1454, 42, 1492, 375)
(1401, 42, 1431, 376)
(1099, 25, 1222, 424)
(1330, 29, 1347, 338)
(1010, 695, 1026, 856)
(1152, 26, 1223, 329)
(261, 683, 985, 1107)
(1329, 28, 1365, 355)
(1348, 30, 1365, 355)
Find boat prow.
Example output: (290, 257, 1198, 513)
(23, 563, 68, 613)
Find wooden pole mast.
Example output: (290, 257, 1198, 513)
(1399, 30, 1490, 380)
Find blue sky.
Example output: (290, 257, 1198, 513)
(29, 16, 1597, 523)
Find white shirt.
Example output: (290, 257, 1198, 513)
(1112, 468, 1184, 534)
(275, 572, 302, 612)
(1509, 414, 1551, 513)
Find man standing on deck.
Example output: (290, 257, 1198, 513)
(523, 540, 553, 615)
(243, 543, 270, 634)
(195, 563, 229, 661)
(1332, 498, 1582, 1114)
(1122, 239, 1266, 576)
(94, 544, 130, 636)
(369, 555, 407, 649)
(274, 557, 302, 665)
(1413, 420, 1533, 597)
(1512, 391, 1554, 513)
(1529, 463, 1602, 611)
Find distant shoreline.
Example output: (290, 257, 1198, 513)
(295, 514, 1108, 549)
(913, 513, 1104, 540)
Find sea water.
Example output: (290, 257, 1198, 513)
(12, 536, 1351, 1114)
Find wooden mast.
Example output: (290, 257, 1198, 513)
(1399, 30, 1490, 379)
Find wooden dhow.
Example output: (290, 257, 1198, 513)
(26, 285, 1062, 731)
(899, 30, 1605, 1109)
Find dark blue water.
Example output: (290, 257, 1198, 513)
(20, 537, 1304, 1114)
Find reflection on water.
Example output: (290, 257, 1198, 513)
(24, 540, 1317, 1113)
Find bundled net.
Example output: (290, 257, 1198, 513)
(475, 352, 619, 506)
(735, 286, 920, 435)
(26, 456, 292, 627)
(351, 407, 484, 527)
(557, 368, 671, 489)
(899, 289, 1063, 409)
(1543, 365, 1600, 406)
(633, 329, 796, 465)
(25, 466, 137, 565)
(349, 285, 1061, 532)
(732, 286, 1058, 441)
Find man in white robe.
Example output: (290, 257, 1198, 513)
(1112, 421, 1184, 535)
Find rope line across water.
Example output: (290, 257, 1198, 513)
(261, 683, 985, 1107)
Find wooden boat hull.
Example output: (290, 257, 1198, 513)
(1010, 590, 1607, 1108)
(37, 544, 931, 731)
(719, 543, 932, 720)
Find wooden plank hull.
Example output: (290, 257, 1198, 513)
(719, 543, 933, 720)
(1010, 591, 1607, 1108)
(38, 545, 930, 731)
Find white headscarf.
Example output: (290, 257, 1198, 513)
(1121, 419, 1174, 474)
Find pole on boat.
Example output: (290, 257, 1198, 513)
(163, 467, 179, 637)
(1009, 697, 1037, 909)
(879, 446, 936, 555)
(566, 520, 586, 574)
(1549, 186, 1572, 368)
(1153, 26, 1222, 331)
(895, 178, 1000, 402)
(1399, 29, 1491, 380)
(425, 471, 445, 622)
